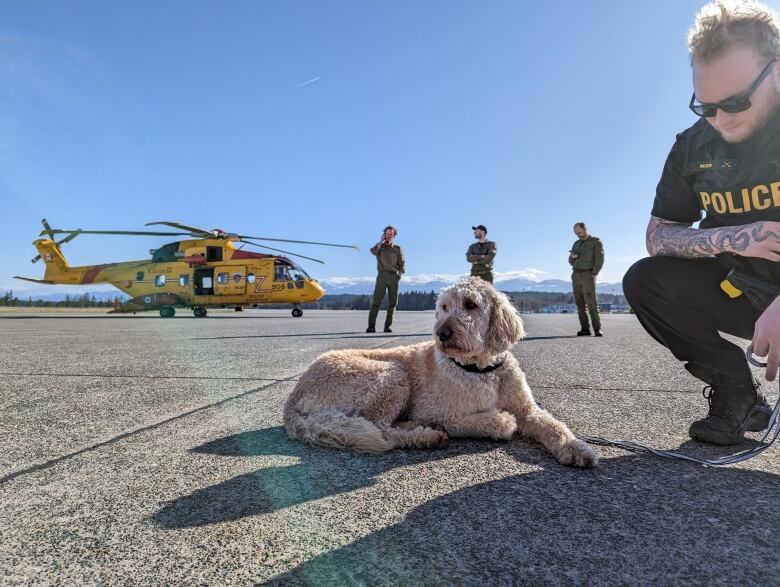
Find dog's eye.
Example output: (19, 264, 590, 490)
(464, 300, 478, 310)
(442, 304, 448, 312)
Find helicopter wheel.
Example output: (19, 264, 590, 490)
(292, 307, 303, 318)
(160, 306, 175, 318)
(193, 306, 208, 318)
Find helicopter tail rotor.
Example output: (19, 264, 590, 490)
(32, 219, 81, 263)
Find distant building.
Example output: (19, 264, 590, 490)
(541, 304, 578, 314)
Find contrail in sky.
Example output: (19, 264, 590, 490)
(295, 76, 321, 88)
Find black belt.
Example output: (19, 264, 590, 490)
(573, 268, 593, 272)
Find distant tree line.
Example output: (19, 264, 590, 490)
(0, 291, 122, 308)
(264, 290, 627, 312)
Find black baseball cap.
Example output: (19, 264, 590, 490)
(472, 224, 487, 233)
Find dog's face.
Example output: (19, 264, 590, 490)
(433, 277, 525, 360)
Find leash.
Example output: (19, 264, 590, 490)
(577, 347, 780, 466)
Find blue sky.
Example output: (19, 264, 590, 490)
(3, 0, 775, 294)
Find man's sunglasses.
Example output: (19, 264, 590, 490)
(689, 59, 777, 118)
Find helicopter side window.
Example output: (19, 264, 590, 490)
(201, 276, 213, 289)
(179, 275, 189, 287)
(207, 247, 223, 262)
(246, 273, 256, 284)
(217, 272, 229, 285)
(275, 266, 291, 281)
(155, 275, 166, 287)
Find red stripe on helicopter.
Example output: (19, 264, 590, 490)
(231, 250, 273, 260)
(81, 264, 117, 284)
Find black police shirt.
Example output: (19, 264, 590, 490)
(652, 107, 780, 284)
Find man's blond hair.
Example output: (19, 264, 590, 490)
(688, 1, 780, 63)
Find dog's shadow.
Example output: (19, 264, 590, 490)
(151, 426, 506, 529)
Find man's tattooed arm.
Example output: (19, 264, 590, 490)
(646, 216, 780, 260)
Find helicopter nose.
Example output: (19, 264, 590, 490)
(310, 280, 325, 298)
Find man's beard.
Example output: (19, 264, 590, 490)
(718, 90, 780, 144)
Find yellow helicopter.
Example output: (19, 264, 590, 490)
(15, 219, 358, 318)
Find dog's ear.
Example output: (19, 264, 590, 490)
(486, 290, 525, 352)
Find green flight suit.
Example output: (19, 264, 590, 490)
(569, 236, 604, 332)
(466, 240, 497, 284)
(368, 242, 405, 329)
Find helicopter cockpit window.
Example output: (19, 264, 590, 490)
(179, 275, 189, 287)
(246, 273, 256, 284)
(217, 272, 229, 285)
(155, 275, 166, 287)
(207, 247, 223, 262)
(289, 267, 310, 281)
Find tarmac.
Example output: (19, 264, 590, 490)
(0, 309, 778, 586)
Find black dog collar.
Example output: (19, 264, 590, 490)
(450, 357, 505, 374)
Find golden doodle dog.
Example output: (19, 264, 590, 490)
(284, 277, 598, 467)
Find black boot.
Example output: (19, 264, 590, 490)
(688, 375, 772, 445)
(685, 363, 771, 433)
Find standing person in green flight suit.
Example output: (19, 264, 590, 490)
(569, 222, 605, 336)
(466, 225, 497, 283)
(367, 225, 405, 333)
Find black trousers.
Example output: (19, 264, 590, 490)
(623, 257, 759, 382)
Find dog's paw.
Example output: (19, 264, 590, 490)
(555, 439, 599, 468)
(422, 429, 449, 449)
(492, 411, 518, 440)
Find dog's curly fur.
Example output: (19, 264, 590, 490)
(284, 277, 598, 467)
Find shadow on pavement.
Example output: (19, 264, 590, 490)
(152, 428, 780, 585)
(151, 427, 502, 529)
(265, 449, 780, 586)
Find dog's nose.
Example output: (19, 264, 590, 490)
(437, 325, 452, 342)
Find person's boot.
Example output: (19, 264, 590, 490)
(688, 375, 772, 445)
(366, 326, 376, 333)
(685, 363, 771, 433)
(577, 329, 591, 336)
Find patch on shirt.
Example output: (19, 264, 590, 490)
(687, 159, 739, 172)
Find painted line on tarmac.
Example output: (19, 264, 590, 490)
(0, 326, 429, 486)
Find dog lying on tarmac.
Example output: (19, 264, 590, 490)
(284, 277, 598, 467)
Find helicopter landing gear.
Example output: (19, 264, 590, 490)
(193, 306, 208, 318)
(160, 306, 175, 318)
(292, 306, 303, 318)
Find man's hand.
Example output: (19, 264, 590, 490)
(738, 221, 780, 261)
(752, 295, 780, 381)
(570, 252, 579, 259)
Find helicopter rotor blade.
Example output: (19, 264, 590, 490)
(40, 229, 192, 237)
(41, 218, 55, 241)
(144, 221, 215, 236)
(237, 235, 359, 250)
(240, 239, 325, 264)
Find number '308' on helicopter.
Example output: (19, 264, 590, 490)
(15, 220, 359, 318)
